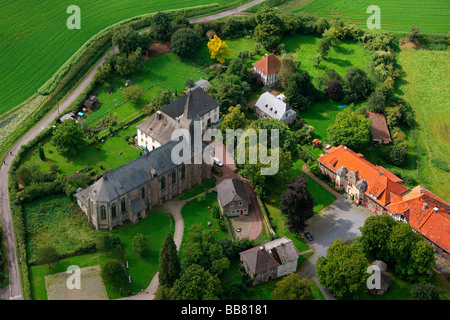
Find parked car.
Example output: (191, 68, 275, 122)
(303, 230, 314, 241)
(213, 157, 223, 167)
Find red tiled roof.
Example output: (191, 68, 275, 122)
(317, 145, 409, 206)
(386, 186, 450, 252)
(368, 112, 392, 143)
(252, 53, 281, 76)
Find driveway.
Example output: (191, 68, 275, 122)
(297, 196, 373, 298)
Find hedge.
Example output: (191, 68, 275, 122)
(256, 195, 276, 239)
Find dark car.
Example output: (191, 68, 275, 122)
(303, 230, 314, 241)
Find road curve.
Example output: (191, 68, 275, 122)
(0, 0, 266, 300)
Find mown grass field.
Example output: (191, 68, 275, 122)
(0, 0, 243, 115)
(397, 48, 450, 201)
(276, 0, 450, 34)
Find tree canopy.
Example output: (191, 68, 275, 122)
(51, 120, 85, 157)
(158, 233, 181, 288)
(208, 35, 231, 64)
(327, 108, 372, 150)
(171, 28, 201, 58)
(272, 273, 314, 300)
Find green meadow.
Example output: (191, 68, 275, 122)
(276, 0, 450, 34)
(0, 0, 243, 115)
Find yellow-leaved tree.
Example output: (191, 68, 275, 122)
(207, 35, 231, 63)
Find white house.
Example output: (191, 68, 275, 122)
(254, 92, 297, 125)
(252, 53, 281, 87)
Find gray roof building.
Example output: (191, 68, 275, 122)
(216, 178, 250, 207)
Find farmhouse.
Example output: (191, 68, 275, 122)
(75, 140, 213, 230)
(254, 91, 297, 125)
(239, 237, 299, 285)
(216, 178, 250, 217)
(252, 53, 281, 87)
(136, 87, 220, 151)
(368, 112, 392, 144)
(317, 145, 450, 264)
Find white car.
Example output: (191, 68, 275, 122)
(213, 157, 223, 167)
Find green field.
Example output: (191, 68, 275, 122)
(397, 48, 450, 201)
(277, 0, 450, 34)
(0, 0, 244, 115)
(22, 194, 100, 262)
(282, 33, 371, 81)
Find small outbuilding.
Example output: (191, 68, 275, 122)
(84, 96, 98, 109)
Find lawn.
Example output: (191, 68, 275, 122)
(0, 0, 244, 115)
(263, 159, 337, 253)
(21, 121, 142, 176)
(396, 47, 450, 201)
(282, 33, 371, 81)
(109, 211, 173, 294)
(178, 192, 229, 259)
(29, 209, 173, 300)
(179, 179, 216, 200)
(276, 0, 450, 35)
(199, 37, 269, 65)
(22, 194, 100, 262)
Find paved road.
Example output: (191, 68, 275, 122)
(297, 196, 373, 299)
(0, 0, 266, 300)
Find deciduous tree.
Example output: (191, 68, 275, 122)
(51, 119, 85, 157)
(272, 273, 314, 300)
(207, 35, 231, 63)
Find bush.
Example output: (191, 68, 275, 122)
(412, 283, 440, 300)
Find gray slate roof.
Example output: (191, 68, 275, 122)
(136, 112, 179, 145)
(81, 140, 210, 203)
(162, 87, 219, 120)
(191, 79, 212, 91)
(216, 178, 250, 207)
(131, 198, 147, 215)
(264, 237, 299, 264)
(240, 246, 279, 274)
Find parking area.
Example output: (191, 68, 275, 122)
(298, 196, 373, 279)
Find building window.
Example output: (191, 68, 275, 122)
(181, 164, 186, 180)
(161, 176, 166, 191)
(121, 198, 126, 214)
(100, 206, 106, 220)
(141, 187, 145, 199)
(172, 170, 176, 185)
(111, 204, 117, 220)
(239, 201, 242, 206)
(230, 202, 234, 208)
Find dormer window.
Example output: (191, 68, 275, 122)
(265, 104, 268, 108)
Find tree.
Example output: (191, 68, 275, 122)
(254, 7, 284, 49)
(16, 165, 32, 187)
(151, 89, 174, 109)
(317, 37, 332, 59)
(278, 54, 297, 88)
(360, 215, 397, 261)
(382, 144, 408, 167)
(150, 12, 172, 42)
(101, 260, 127, 290)
(343, 67, 373, 103)
(171, 28, 201, 58)
(406, 240, 436, 282)
(123, 85, 145, 105)
(38, 143, 46, 161)
(285, 71, 317, 111)
(385, 106, 402, 128)
(209, 75, 250, 111)
(316, 17, 330, 34)
(316, 239, 369, 300)
(173, 264, 222, 300)
(219, 104, 248, 133)
(412, 283, 440, 300)
(94, 62, 112, 83)
(309, 54, 323, 69)
(279, 175, 315, 233)
(315, 68, 343, 92)
(51, 119, 85, 157)
(36, 246, 59, 268)
(325, 80, 343, 101)
(226, 58, 251, 84)
(96, 234, 115, 257)
(154, 285, 179, 300)
(132, 233, 150, 256)
(158, 233, 181, 287)
(112, 26, 147, 54)
(207, 35, 231, 63)
(272, 273, 314, 300)
(327, 108, 372, 150)
(367, 90, 386, 113)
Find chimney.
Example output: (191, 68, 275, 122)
(422, 203, 428, 210)
(344, 146, 347, 151)
(433, 207, 439, 213)
(156, 111, 162, 120)
(419, 186, 423, 193)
